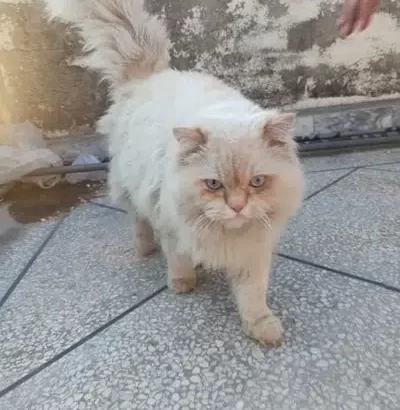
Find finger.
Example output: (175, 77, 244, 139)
(357, 0, 379, 31)
(358, 14, 372, 32)
(337, 14, 346, 27)
(339, 9, 359, 38)
(338, 0, 359, 37)
(339, 24, 350, 38)
(338, 0, 358, 25)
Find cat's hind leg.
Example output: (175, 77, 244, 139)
(109, 168, 157, 256)
(135, 217, 157, 257)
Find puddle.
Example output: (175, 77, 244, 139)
(0, 180, 107, 230)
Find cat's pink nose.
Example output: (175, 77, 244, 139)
(229, 200, 245, 213)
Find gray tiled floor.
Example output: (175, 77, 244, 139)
(0, 205, 166, 392)
(0, 205, 59, 303)
(281, 168, 400, 288)
(303, 168, 354, 199)
(2, 259, 400, 410)
(1, 148, 399, 409)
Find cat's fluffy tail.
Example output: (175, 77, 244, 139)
(44, 0, 170, 89)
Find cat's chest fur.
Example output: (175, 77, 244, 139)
(177, 223, 276, 273)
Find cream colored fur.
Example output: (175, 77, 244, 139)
(44, 0, 169, 91)
(44, 0, 304, 346)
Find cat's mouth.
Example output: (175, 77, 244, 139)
(222, 214, 248, 229)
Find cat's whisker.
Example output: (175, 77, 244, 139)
(258, 215, 272, 230)
(193, 214, 216, 236)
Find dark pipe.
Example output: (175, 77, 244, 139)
(27, 163, 109, 176)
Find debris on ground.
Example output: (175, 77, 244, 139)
(65, 153, 106, 184)
(0, 122, 63, 195)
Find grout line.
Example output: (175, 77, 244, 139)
(365, 167, 400, 174)
(88, 200, 127, 214)
(362, 160, 400, 168)
(0, 218, 65, 310)
(304, 160, 400, 174)
(304, 168, 359, 201)
(278, 253, 400, 293)
(305, 165, 356, 174)
(0, 284, 167, 399)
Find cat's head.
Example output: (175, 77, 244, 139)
(173, 111, 304, 232)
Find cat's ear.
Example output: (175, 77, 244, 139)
(261, 112, 296, 148)
(173, 127, 207, 152)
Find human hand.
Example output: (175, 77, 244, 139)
(337, 0, 380, 38)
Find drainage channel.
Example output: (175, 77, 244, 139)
(27, 128, 400, 177)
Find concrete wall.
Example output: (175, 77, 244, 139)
(2, 0, 400, 135)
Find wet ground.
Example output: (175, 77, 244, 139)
(1, 180, 106, 226)
(0, 147, 400, 410)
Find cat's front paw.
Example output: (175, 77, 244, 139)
(246, 314, 283, 346)
(137, 240, 157, 257)
(168, 276, 196, 294)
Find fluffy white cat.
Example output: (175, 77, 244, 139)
(44, 0, 304, 345)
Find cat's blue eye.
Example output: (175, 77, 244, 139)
(205, 179, 223, 190)
(249, 175, 265, 188)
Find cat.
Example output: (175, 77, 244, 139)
(44, 0, 304, 345)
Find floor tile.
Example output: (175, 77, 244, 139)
(301, 148, 400, 172)
(0, 204, 58, 302)
(304, 168, 354, 199)
(281, 168, 400, 287)
(1, 259, 399, 410)
(0, 204, 166, 391)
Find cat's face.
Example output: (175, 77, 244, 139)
(174, 112, 304, 232)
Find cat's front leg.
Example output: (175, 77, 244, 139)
(167, 253, 197, 294)
(231, 252, 283, 346)
(162, 238, 196, 294)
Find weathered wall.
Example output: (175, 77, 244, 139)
(2, 0, 400, 134)
(154, 0, 400, 106)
